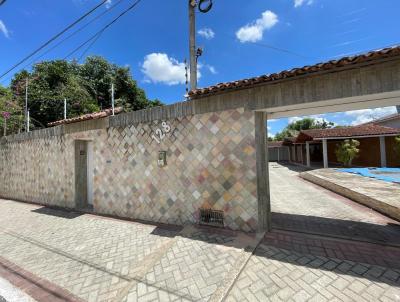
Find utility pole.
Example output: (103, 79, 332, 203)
(111, 83, 115, 116)
(189, 0, 197, 91)
(25, 78, 28, 132)
(27, 110, 30, 132)
(188, 0, 213, 92)
(64, 98, 67, 120)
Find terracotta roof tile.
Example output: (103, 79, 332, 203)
(189, 45, 400, 98)
(48, 107, 123, 126)
(296, 124, 400, 143)
(267, 141, 284, 148)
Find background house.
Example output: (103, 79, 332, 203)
(365, 110, 400, 129)
(270, 110, 400, 168)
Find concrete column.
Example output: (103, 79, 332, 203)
(300, 145, 303, 165)
(255, 112, 271, 232)
(379, 136, 387, 167)
(306, 141, 311, 167)
(322, 139, 328, 168)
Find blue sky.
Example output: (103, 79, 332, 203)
(0, 0, 399, 136)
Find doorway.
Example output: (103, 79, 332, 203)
(74, 140, 93, 210)
(259, 103, 400, 246)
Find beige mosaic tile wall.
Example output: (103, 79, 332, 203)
(0, 135, 74, 208)
(0, 108, 258, 231)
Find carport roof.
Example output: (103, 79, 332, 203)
(296, 124, 400, 142)
(267, 141, 284, 148)
(189, 45, 400, 98)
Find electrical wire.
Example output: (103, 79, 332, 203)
(0, 0, 127, 85)
(63, 0, 144, 61)
(250, 41, 310, 59)
(26, 0, 126, 66)
(77, 31, 105, 62)
(0, 0, 110, 80)
(220, 33, 310, 60)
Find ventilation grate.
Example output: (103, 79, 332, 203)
(199, 208, 224, 227)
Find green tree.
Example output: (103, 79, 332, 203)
(274, 117, 334, 141)
(11, 61, 98, 128)
(10, 56, 162, 129)
(79, 56, 153, 111)
(287, 117, 334, 132)
(335, 139, 360, 167)
(0, 85, 23, 136)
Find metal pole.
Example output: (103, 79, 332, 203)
(111, 83, 115, 116)
(189, 0, 197, 91)
(27, 110, 30, 132)
(64, 98, 67, 120)
(25, 78, 28, 132)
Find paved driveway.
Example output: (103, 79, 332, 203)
(269, 162, 400, 245)
(0, 199, 400, 301)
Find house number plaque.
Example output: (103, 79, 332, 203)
(151, 121, 171, 144)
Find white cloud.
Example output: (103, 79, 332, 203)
(198, 62, 217, 74)
(267, 126, 275, 138)
(0, 20, 9, 38)
(294, 0, 314, 8)
(206, 65, 217, 74)
(198, 28, 215, 39)
(236, 10, 278, 43)
(141, 53, 201, 85)
(344, 106, 397, 125)
(105, 0, 112, 9)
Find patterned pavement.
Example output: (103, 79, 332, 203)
(269, 162, 400, 245)
(0, 199, 400, 301)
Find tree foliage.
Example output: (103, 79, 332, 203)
(0, 85, 23, 136)
(9, 56, 162, 130)
(335, 139, 360, 167)
(273, 117, 334, 141)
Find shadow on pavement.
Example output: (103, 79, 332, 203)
(31, 207, 84, 219)
(272, 212, 400, 246)
(254, 235, 400, 288)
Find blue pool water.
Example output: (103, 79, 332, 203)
(338, 168, 400, 184)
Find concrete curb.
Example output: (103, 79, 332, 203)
(300, 171, 400, 222)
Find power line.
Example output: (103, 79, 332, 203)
(219, 32, 310, 60)
(250, 41, 310, 59)
(0, 0, 127, 85)
(63, 0, 144, 61)
(0, 0, 110, 80)
(64, 30, 105, 60)
(26, 0, 126, 67)
(78, 31, 105, 62)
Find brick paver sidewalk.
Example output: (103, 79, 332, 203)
(0, 199, 400, 301)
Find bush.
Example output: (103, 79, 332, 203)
(335, 139, 360, 167)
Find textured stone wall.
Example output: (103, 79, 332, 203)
(0, 135, 74, 208)
(0, 108, 258, 231)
